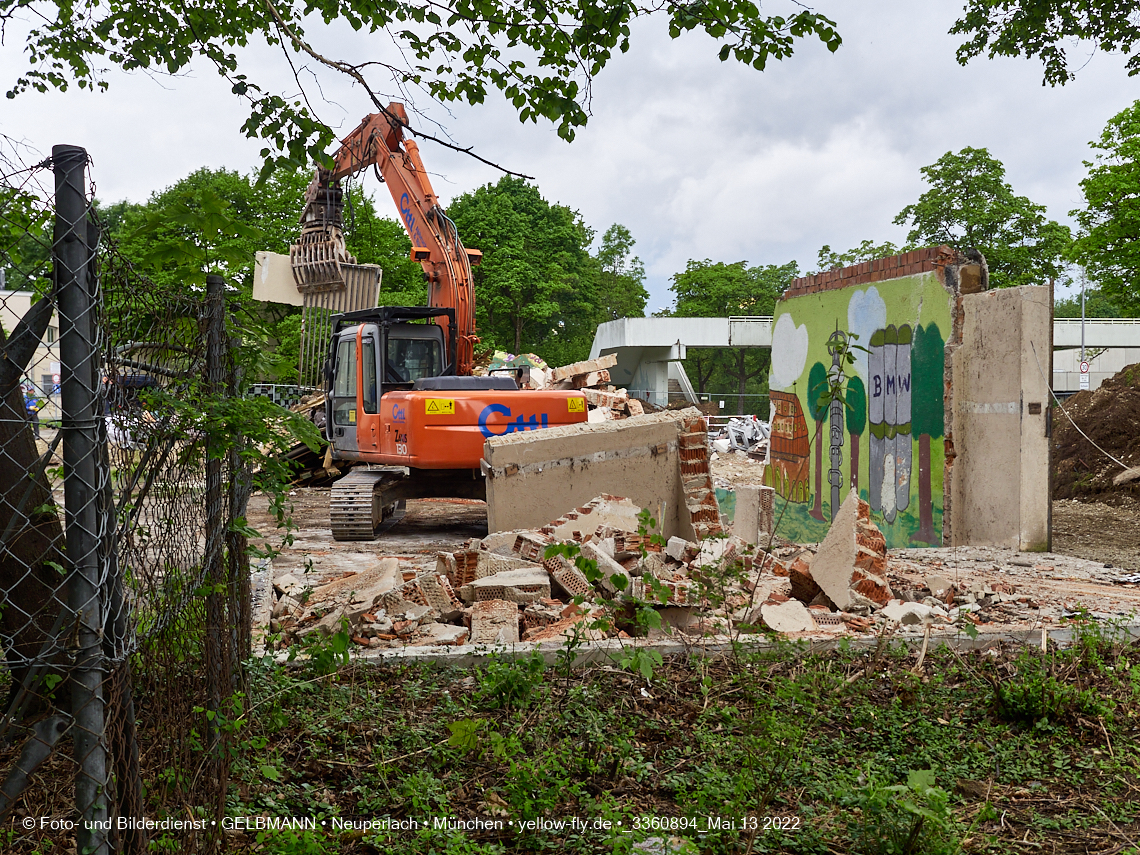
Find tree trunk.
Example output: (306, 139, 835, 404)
(913, 433, 938, 544)
(0, 380, 68, 716)
(810, 421, 825, 521)
(849, 430, 861, 495)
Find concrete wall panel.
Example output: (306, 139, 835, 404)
(483, 410, 698, 540)
(950, 286, 1051, 550)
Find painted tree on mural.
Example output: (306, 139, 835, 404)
(846, 374, 867, 496)
(911, 322, 945, 544)
(806, 361, 829, 522)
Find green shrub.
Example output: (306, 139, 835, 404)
(841, 769, 962, 855)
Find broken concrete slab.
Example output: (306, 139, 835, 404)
(463, 567, 552, 604)
(925, 575, 955, 600)
(760, 599, 818, 633)
(525, 613, 591, 643)
(273, 573, 306, 598)
(484, 409, 702, 540)
(587, 407, 613, 423)
(694, 537, 730, 567)
(310, 558, 402, 610)
(470, 599, 521, 645)
(438, 549, 539, 587)
(272, 594, 302, 620)
(412, 623, 470, 646)
(666, 536, 692, 562)
(807, 488, 892, 611)
(882, 601, 936, 625)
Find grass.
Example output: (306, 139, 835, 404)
(4, 621, 1138, 854)
(207, 620, 1140, 855)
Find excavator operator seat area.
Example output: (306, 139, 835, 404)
(386, 326, 445, 384)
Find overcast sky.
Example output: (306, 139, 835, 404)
(2, 0, 1136, 312)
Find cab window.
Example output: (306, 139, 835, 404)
(332, 338, 357, 425)
(386, 337, 443, 383)
(362, 336, 378, 414)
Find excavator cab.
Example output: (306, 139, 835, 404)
(325, 306, 456, 454)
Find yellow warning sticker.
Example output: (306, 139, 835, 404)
(425, 398, 455, 415)
(567, 397, 585, 413)
(348, 409, 356, 424)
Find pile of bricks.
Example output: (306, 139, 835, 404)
(678, 413, 724, 540)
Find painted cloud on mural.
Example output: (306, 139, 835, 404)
(846, 286, 887, 379)
(769, 313, 810, 390)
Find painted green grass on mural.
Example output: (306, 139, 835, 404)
(773, 491, 943, 550)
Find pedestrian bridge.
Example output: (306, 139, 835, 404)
(589, 316, 1140, 404)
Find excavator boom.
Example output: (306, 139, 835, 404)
(290, 104, 479, 375)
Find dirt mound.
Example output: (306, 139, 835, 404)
(1052, 362, 1140, 503)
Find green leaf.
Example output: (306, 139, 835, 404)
(447, 718, 485, 753)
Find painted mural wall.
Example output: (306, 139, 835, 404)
(765, 266, 952, 548)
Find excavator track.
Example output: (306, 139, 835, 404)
(330, 467, 407, 541)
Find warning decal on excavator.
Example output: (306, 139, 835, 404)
(567, 397, 585, 413)
(425, 399, 455, 415)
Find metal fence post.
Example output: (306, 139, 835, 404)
(53, 144, 109, 855)
(203, 273, 231, 822)
(227, 323, 252, 687)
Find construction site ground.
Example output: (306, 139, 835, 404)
(246, 474, 1140, 655)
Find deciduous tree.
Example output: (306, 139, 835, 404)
(594, 224, 648, 323)
(815, 239, 901, 272)
(952, 0, 1140, 85)
(448, 176, 594, 360)
(670, 259, 795, 414)
(2, 0, 841, 171)
(893, 147, 1071, 289)
(1069, 101, 1140, 315)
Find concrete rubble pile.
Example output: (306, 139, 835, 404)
(710, 415, 769, 459)
(268, 495, 716, 649)
(268, 484, 947, 650)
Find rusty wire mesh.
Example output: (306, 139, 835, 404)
(1, 141, 251, 854)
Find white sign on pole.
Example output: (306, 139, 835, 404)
(1080, 361, 1090, 374)
(1079, 360, 1090, 390)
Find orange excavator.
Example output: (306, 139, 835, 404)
(290, 103, 587, 540)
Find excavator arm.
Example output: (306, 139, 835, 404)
(290, 103, 480, 376)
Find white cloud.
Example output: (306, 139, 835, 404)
(0, 0, 1133, 317)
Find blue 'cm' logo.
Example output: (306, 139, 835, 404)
(478, 404, 549, 438)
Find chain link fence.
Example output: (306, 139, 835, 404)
(1, 143, 255, 853)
